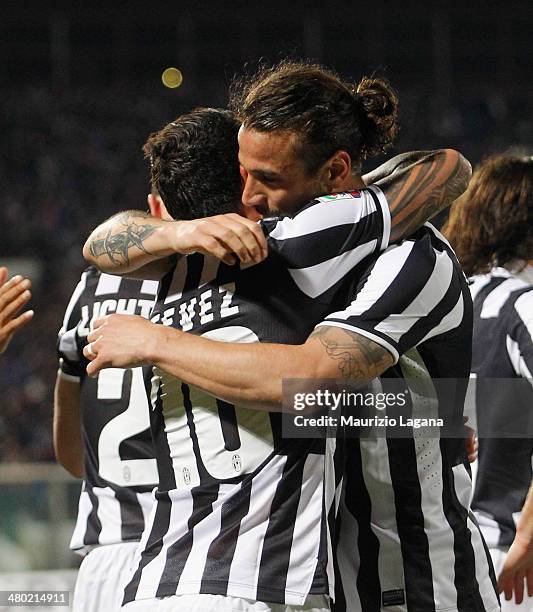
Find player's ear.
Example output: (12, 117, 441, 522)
(323, 151, 352, 191)
(148, 193, 163, 219)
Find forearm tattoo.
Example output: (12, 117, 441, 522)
(309, 326, 393, 380)
(88, 212, 158, 266)
(386, 152, 470, 241)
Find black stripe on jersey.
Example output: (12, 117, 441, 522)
(183, 253, 205, 294)
(471, 276, 509, 324)
(309, 490, 330, 595)
(255, 452, 309, 602)
(123, 491, 172, 605)
(157, 265, 177, 305)
(470, 510, 500, 604)
(387, 436, 436, 612)
(114, 486, 146, 542)
(267, 211, 383, 270)
(359, 236, 438, 325)
(84, 485, 102, 545)
(440, 441, 486, 612)
(150, 376, 177, 492)
(344, 441, 381, 612)
(156, 484, 220, 598)
(332, 531, 347, 612)
(398, 263, 463, 356)
(217, 400, 240, 451)
(200, 480, 253, 595)
(508, 288, 533, 369)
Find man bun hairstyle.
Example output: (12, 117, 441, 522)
(229, 60, 398, 174)
(143, 108, 241, 221)
(356, 76, 398, 159)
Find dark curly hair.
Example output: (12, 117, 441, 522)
(443, 154, 533, 276)
(143, 108, 241, 220)
(229, 60, 398, 174)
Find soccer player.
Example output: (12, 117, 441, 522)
(84, 65, 479, 611)
(54, 110, 250, 611)
(55, 265, 160, 610)
(0, 267, 33, 354)
(445, 154, 533, 611)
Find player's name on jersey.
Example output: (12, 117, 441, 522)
(151, 282, 239, 331)
(78, 297, 155, 336)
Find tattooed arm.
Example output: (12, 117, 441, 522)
(83, 210, 267, 279)
(364, 149, 472, 242)
(85, 314, 392, 413)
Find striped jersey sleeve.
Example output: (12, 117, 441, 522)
(57, 269, 89, 381)
(508, 289, 533, 380)
(262, 186, 391, 300)
(316, 225, 466, 364)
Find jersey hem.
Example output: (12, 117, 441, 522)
(128, 579, 326, 607)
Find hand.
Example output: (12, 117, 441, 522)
(83, 314, 160, 376)
(463, 417, 478, 463)
(498, 532, 533, 604)
(172, 213, 268, 266)
(0, 267, 34, 354)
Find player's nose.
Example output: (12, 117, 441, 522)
(241, 175, 267, 211)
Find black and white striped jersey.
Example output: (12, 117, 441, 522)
(122, 188, 391, 606)
(57, 268, 159, 552)
(470, 266, 533, 549)
(320, 225, 500, 612)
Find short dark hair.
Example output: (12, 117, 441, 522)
(143, 108, 241, 220)
(443, 154, 533, 276)
(229, 60, 398, 174)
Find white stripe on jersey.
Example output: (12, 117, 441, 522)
(60, 271, 88, 331)
(336, 492, 362, 612)
(401, 350, 457, 610)
(141, 279, 159, 296)
(515, 291, 533, 337)
(320, 240, 414, 319)
(227, 456, 288, 598)
(373, 249, 453, 340)
(324, 439, 340, 600)
(366, 185, 391, 251)
(137, 490, 156, 535)
(176, 483, 236, 594)
(95, 486, 123, 544)
(453, 465, 501, 611)
(95, 273, 122, 296)
(134, 489, 195, 598)
(506, 336, 533, 381)
(70, 488, 93, 551)
(469, 275, 492, 302)
(480, 277, 526, 318)
(419, 291, 464, 344)
(359, 434, 406, 597)
(285, 453, 325, 599)
(58, 272, 88, 363)
(474, 510, 503, 549)
(289, 239, 378, 299)
(269, 192, 378, 241)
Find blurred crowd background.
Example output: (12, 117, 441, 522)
(1, 0, 532, 463)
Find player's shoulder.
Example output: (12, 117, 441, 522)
(295, 189, 368, 217)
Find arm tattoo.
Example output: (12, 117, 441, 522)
(88, 212, 159, 266)
(310, 326, 393, 380)
(382, 152, 470, 242)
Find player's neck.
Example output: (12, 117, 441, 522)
(337, 174, 366, 191)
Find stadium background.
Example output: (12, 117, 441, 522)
(0, 0, 531, 606)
